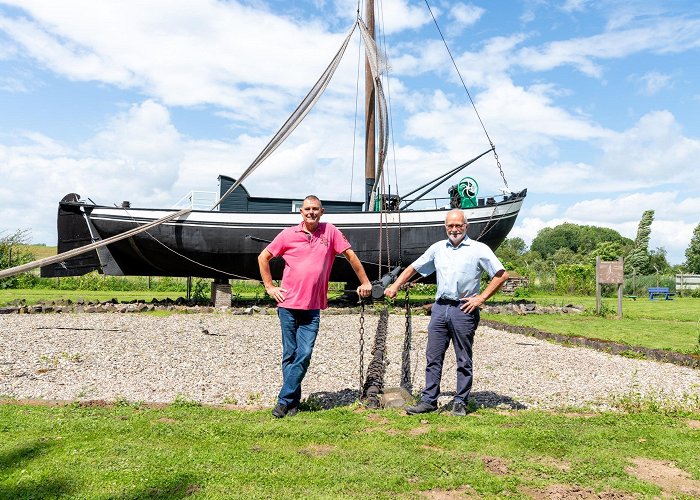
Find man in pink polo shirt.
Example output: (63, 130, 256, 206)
(258, 195, 372, 418)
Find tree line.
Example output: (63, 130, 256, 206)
(495, 212, 700, 296)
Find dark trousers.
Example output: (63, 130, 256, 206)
(421, 300, 480, 405)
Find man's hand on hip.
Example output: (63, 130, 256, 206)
(460, 294, 485, 313)
(266, 286, 287, 303)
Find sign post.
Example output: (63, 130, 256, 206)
(596, 257, 625, 317)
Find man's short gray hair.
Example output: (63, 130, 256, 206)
(303, 195, 323, 207)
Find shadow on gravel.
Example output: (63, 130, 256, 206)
(471, 390, 528, 410)
(305, 388, 527, 411)
(306, 388, 359, 410)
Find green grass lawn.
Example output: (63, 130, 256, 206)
(482, 295, 700, 355)
(1, 402, 699, 498)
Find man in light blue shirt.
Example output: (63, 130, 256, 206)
(385, 209, 509, 416)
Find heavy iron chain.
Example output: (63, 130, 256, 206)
(400, 286, 413, 392)
(358, 299, 365, 396)
(362, 306, 389, 408)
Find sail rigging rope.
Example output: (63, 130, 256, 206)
(422, 0, 509, 189)
(357, 19, 390, 211)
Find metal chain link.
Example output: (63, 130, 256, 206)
(400, 286, 413, 391)
(358, 299, 365, 396)
(491, 144, 509, 189)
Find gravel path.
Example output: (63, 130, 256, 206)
(2, 312, 699, 411)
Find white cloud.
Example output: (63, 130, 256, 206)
(449, 3, 485, 30)
(632, 71, 673, 96)
(513, 17, 700, 77)
(562, 0, 590, 13)
(528, 203, 559, 218)
(0, 0, 357, 123)
(600, 110, 700, 185)
(0, 76, 28, 92)
(332, 0, 429, 34)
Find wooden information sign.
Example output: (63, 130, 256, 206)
(595, 257, 624, 317)
(597, 260, 624, 284)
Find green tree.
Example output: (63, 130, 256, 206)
(685, 222, 700, 273)
(531, 223, 632, 259)
(648, 247, 671, 274)
(625, 210, 654, 275)
(551, 247, 578, 266)
(588, 241, 625, 264)
(495, 237, 527, 270)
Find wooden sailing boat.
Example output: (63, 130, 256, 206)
(40, 3, 526, 285)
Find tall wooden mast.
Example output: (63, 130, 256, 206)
(364, 0, 376, 212)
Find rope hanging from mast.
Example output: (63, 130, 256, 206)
(358, 19, 390, 211)
(423, 0, 509, 189)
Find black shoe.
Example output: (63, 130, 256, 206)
(451, 400, 467, 416)
(405, 401, 437, 415)
(287, 403, 299, 417)
(272, 403, 288, 418)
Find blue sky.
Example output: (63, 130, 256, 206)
(1, 0, 699, 264)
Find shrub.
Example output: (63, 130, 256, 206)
(555, 264, 595, 295)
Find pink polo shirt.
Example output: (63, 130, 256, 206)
(266, 221, 351, 310)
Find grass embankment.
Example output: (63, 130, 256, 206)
(15, 244, 56, 260)
(482, 295, 700, 355)
(1, 402, 699, 498)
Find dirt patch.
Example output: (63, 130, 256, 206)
(626, 457, 700, 497)
(529, 456, 572, 472)
(418, 485, 477, 498)
(185, 484, 201, 495)
(408, 425, 430, 436)
(420, 444, 443, 452)
(153, 417, 178, 424)
(77, 399, 111, 408)
(366, 413, 391, 424)
(482, 456, 509, 475)
(519, 484, 635, 499)
(299, 444, 335, 457)
(687, 419, 700, 429)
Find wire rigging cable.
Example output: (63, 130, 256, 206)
(423, 0, 509, 188)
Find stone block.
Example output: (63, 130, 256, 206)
(379, 387, 412, 408)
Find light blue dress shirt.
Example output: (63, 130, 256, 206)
(412, 236, 505, 301)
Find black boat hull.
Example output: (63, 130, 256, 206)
(42, 191, 526, 284)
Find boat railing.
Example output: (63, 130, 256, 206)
(173, 191, 219, 211)
(394, 191, 519, 211)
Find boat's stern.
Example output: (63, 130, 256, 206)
(40, 194, 112, 277)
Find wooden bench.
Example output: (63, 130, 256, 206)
(647, 287, 675, 300)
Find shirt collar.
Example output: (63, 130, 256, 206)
(295, 221, 321, 235)
(443, 236, 471, 249)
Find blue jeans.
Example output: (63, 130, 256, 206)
(421, 300, 480, 405)
(277, 307, 321, 406)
